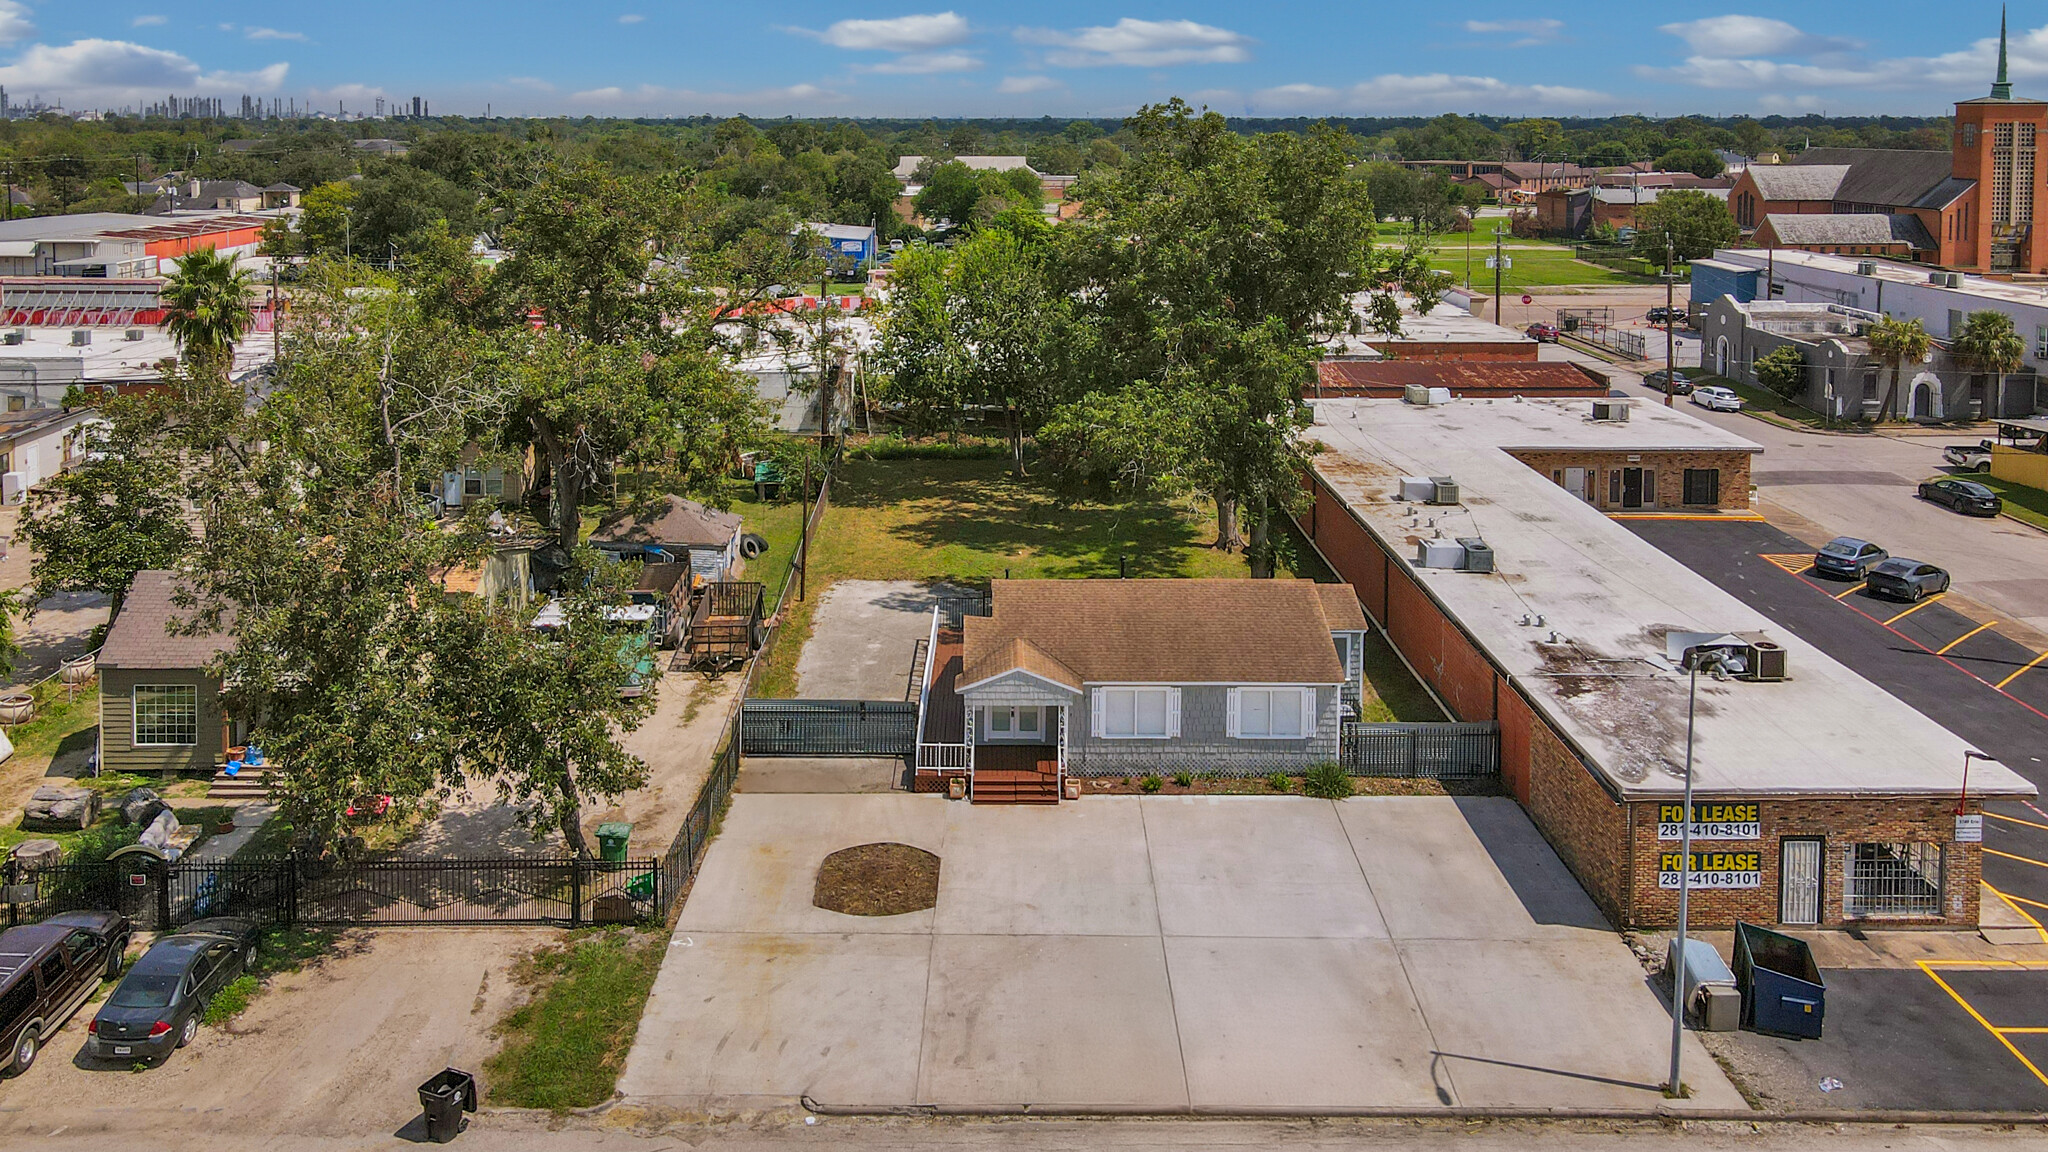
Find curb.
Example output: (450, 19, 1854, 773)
(796, 1097, 2048, 1125)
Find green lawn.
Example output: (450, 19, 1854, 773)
(484, 927, 668, 1111)
(1698, 375, 1843, 432)
(1428, 247, 1658, 288)
(1959, 473, 2048, 533)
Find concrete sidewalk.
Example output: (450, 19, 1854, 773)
(621, 793, 1744, 1113)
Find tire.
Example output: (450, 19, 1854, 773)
(11, 1028, 35, 1075)
(1911, 584, 1927, 602)
(177, 1014, 198, 1049)
(106, 936, 129, 981)
(739, 532, 768, 559)
(1979, 461, 1993, 473)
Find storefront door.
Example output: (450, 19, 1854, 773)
(1780, 837, 1823, 925)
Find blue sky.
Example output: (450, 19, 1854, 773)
(2, 2, 2041, 120)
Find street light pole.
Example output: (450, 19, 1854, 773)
(1664, 232, 1677, 407)
(1668, 646, 1722, 1097)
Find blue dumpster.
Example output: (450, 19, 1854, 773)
(1734, 921, 1825, 1039)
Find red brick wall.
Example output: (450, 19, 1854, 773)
(1373, 341, 1538, 362)
(1522, 704, 1632, 927)
(1504, 448, 1753, 511)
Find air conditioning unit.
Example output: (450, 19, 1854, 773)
(1456, 537, 1494, 573)
(1415, 539, 1464, 569)
(1592, 399, 1631, 422)
(1403, 383, 1430, 405)
(1855, 261, 1877, 276)
(1929, 271, 1963, 288)
(1428, 476, 1460, 505)
(1745, 641, 1789, 682)
(69, 330, 91, 347)
(1398, 475, 1436, 501)
(124, 328, 146, 342)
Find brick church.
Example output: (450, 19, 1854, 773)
(1728, 14, 2048, 274)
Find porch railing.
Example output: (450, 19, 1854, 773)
(917, 742, 971, 769)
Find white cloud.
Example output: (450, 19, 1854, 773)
(0, 2, 29, 44)
(796, 11, 969, 52)
(618, 13, 643, 24)
(860, 51, 979, 74)
(1657, 16, 1859, 58)
(131, 14, 167, 28)
(311, 82, 387, 103)
(0, 39, 288, 104)
(1016, 18, 1252, 67)
(566, 82, 842, 115)
(1463, 18, 1562, 46)
(1251, 73, 1608, 114)
(996, 74, 1059, 94)
(245, 27, 309, 42)
(1644, 19, 2048, 95)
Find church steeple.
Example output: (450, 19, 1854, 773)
(1992, 6, 2014, 99)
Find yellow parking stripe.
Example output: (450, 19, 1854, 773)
(2000, 1028, 2048, 1034)
(1918, 962, 2048, 1089)
(2003, 891, 2048, 912)
(1987, 811, 2048, 833)
(1833, 581, 1867, 600)
(1939, 620, 2000, 654)
(1987, 883, 2048, 946)
(1996, 649, 2048, 690)
(1759, 552, 1816, 575)
(1985, 847, 2048, 870)
(1883, 594, 1946, 625)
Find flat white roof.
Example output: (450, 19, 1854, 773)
(1324, 297, 1534, 358)
(0, 325, 273, 385)
(1308, 395, 2034, 801)
(1711, 247, 2048, 309)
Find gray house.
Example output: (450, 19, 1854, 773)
(1698, 297, 2007, 420)
(97, 571, 235, 776)
(932, 579, 1368, 801)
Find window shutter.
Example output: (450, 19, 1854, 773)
(1091, 689, 1104, 739)
(1168, 688, 1182, 738)
(1301, 687, 1318, 736)
(1226, 688, 1240, 738)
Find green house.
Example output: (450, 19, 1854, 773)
(97, 571, 235, 776)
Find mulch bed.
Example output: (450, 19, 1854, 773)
(1081, 775, 1506, 797)
(814, 842, 941, 916)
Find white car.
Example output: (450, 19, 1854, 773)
(1690, 386, 1743, 412)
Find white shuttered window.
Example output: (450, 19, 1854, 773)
(1228, 687, 1316, 739)
(1093, 687, 1178, 738)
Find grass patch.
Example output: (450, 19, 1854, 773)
(2, 684, 100, 765)
(1428, 247, 1658, 288)
(1357, 630, 1446, 723)
(1699, 375, 1833, 430)
(1952, 473, 2048, 533)
(484, 927, 668, 1111)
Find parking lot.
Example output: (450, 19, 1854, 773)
(619, 792, 1743, 1112)
(1627, 514, 2048, 1108)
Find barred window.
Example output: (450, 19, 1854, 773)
(133, 684, 199, 746)
(1844, 842, 1944, 918)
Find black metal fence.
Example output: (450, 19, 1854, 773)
(1340, 721, 1500, 777)
(739, 699, 918, 757)
(654, 704, 741, 923)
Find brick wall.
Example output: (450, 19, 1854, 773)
(1372, 341, 1538, 362)
(1522, 701, 1633, 927)
(1504, 449, 1753, 511)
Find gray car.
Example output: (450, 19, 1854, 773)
(88, 918, 258, 1066)
(1814, 536, 1888, 579)
(1864, 557, 1951, 602)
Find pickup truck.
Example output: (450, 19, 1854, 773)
(1946, 438, 2043, 471)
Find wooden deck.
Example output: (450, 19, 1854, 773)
(972, 743, 1059, 804)
(923, 627, 966, 743)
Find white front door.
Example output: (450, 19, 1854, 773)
(978, 705, 1049, 743)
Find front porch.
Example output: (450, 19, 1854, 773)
(913, 608, 1068, 804)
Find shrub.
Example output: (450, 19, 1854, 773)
(1302, 762, 1355, 799)
(1754, 345, 1807, 401)
(1266, 772, 1292, 792)
(1172, 772, 1193, 788)
(1140, 775, 1163, 793)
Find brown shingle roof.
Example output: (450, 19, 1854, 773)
(961, 636, 1084, 691)
(99, 570, 233, 671)
(1315, 585, 1369, 633)
(1315, 360, 1608, 398)
(962, 579, 1352, 687)
(589, 495, 741, 550)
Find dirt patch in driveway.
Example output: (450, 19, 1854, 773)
(815, 843, 940, 916)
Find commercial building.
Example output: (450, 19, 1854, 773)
(1697, 298, 2008, 420)
(1322, 296, 1539, 362)
(795, 222, 877, 266)
(1296, 394, 2033, 929)
(1533, 184, 1730, 238)
(0, 213, 270, 277)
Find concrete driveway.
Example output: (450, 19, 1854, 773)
(620, 793, 1744, 1112)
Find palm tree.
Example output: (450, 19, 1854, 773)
(161, 246, 256, 374)
(1952, 310, 2027, 421)
(1866, 316, 1930, 421)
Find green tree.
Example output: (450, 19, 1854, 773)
(1754, 345, 1808, 402)
(296, 181, 359, 257)
(1630, 190, 1738, 262)
(1503, 118, 1566, 161)
(17, 410, 195, 617)
(161, 247, 256, 374)
(912, 160, 982, 226)
(1654, 145, 1726, 178)
(1867, 315, 1931, 420)
(1952, 310, 2027, 418)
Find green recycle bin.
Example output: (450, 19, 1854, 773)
(596, 822, 632, 863)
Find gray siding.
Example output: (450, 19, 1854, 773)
(98, 667, 224, 776)
(1067, 684, 1342, 777)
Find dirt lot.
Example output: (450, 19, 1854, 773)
(0, 927, 547, 1140)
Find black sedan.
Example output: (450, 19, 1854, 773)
(1642, 369, 1694, 395)
(1814, 536, 1888, 579)
(88, 918, 258, 1065)
(1865, 558, 1952, 602)
(1646, 306, 1688, 326)
(1918, 477, 2004, 517)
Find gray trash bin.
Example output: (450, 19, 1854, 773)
(418, 1067, 478, 1143)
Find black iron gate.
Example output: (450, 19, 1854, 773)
(739, 699, 917, 757)
(1340, 721, 1500, 777)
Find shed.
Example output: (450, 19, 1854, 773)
(589, 495, 743, 582)
(97, 571, 236, 775)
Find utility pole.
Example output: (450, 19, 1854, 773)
(1664, 232, 1676, 407)
(1493, 227, 1503, 325)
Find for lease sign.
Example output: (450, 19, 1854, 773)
(1656, 801, 1761, 841)
(1658, 850, 1762, 889)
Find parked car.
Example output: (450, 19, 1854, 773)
(1814, 537, 1889, 579)
(1525, 322, 1561, 343)
(1918, 477, 2004, 516)
(89, 918, 258, 1066)
(0, 911, 131, 1074)
(1865, 557, 1952, 602)
(1642, 369, 1694, 395)
(1646, 306, 1688, 326)
(1691, 385, 1743, 412)
(1943, 441, 1997, 471)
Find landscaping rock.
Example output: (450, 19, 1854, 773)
(139, 808, 181, 851)
(120, 787, 167, 828)
(22, 785, 99, 831)
(9, 839, 61, 868)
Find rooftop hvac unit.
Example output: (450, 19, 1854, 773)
(124, 328, 146, 342)
(0, 330, 20, 346)
(1855, 261, 1877, 276)
(1456, 537, 1493, 573)
(1428, 476, 1460, 505)
(1930, 271, 1962, 288)
(1745, 641, 1788, 682)
(70, 330, 91, 347)
(1415, 539, 1464, 569)
(1591, 399, 1631, 422)
(1398, 475, 1436, 501)
(1403, 383, 1430, 405)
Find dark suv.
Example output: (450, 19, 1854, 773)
(0, 911, 131, 1075)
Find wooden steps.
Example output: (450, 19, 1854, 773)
(971, 768, 1060, 804)
(207, 767, 274, 801)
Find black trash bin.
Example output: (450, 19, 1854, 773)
(418, 1067, 479, 1143)
(1733, 921, 1826, 1039)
